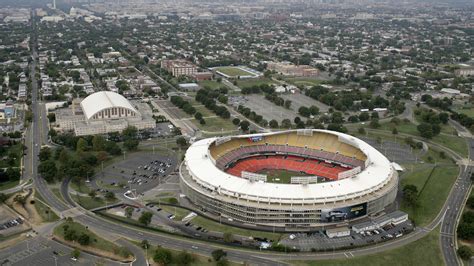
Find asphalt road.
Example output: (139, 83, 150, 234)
(441, 138, 474, 266)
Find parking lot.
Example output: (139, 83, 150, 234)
(93, 153, 177, 194)
(0, 205, 30, 237)
(237, 95, 298, 123)
(281, 93, 330, 114)
(279, 221, 414, 251)
(361, 137, 418, 164)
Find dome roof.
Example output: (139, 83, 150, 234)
(80, 91, 137, 120)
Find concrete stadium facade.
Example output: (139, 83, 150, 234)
(179, 129, 398, 229)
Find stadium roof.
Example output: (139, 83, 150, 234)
(184, 130, 394, 202)
(80, 91, 137, 120)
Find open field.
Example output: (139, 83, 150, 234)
(235, 78, 275, 88)
(34, 193, 60, 222)
(198, 80, 223, 90)
(257, 169, 307, 184)
(292, 225, 442, 266)
(283, 77, 324, 87)
(454, 104, 474, 118)
(400, 165, 459, 226)
(0, 142, 23, 168)
(53, 221, 127, 257)
(214, 66, 256, 78)
(0, 179, 19, 191)
(370, 121, 468, 158)
(191, 117, 237, 133)
(72, 194, 118, 210)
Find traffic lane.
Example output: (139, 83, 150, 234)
(115, 239, 147, 266)
(75, 215, 277, 266)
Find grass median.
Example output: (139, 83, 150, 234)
(53, 220, 132, 261)
(400, 165, 459, 226)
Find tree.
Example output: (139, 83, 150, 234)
(281, 119, 292, 128)
(39, 147, 52, 161)
(105, 191, 115, 200)
(417, 123, 434, 139)
(13, 194, 26, 206)
(298, 106, 310, 117)
(458, 246, 472, 260)
(154, 247, 172, 265)
(284, 100, 292, 109)
(0, 193, 8, 203)
(309, 105, 319, 116)
(369, 119, 380, 129)
(88, 190, 96, 199)
(123, 139, 139, 151)
(78, 233, 90, 245)
(392, 128, 398, 135)
(76, 138, 88, 152)
(176, 137, 188, 148)
(239, 121, 250, 132)
(216, 259, 229, 266)
(223, 232, 233, 243)
(139, 211, 153, 226)
(175, 250, 195, 265)
(211, 249, 227, 262)
(402, 184, 418, 207)
(358, 112, 370, 121)
(47, 113, 56, 123)
(125, 206, 134, 218)
(140, 239, 150, 249)
(92, 135, 106, 151)
(71, 249, 80, 259)
(358, 127, 366, 134)
(269, 119, 279, 128)
(6, 167, 20, 181)
(232, 118, 240, 125)
(38, 161, 57, 182)
(194, 112, 203, 120)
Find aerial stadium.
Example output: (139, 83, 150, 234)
(179, 129, 398, 229)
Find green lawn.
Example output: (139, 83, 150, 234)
(139, 241, 242, 266)
(33, 196, 59, 222)
(191, 117, 238, 132)
(432, 134, 468, 158)
(0, 143, 24, 168)
(161, 205, 190, 221)
(215, 66, 254, 77)
(259, 169, 307, 184)
(72, 194, 118, 210)
(0, 179, 19, 191)
(454, 105, 474, 118)
(188, 214, 284, 242)
(400, 165, 459, 226)
(374, 121, 468, 158)
(53, 221, 127, 256)
(236, 78, 275, 88)
(283, 77, 324, 87)
(292, 225, 442, 266)
(51, 187, 66, 203)
(380, 121, 418, 135)
(198, 80, 224, 90)
(70, 180, 92, 194)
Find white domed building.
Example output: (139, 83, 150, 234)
(55, 91, 155, 136)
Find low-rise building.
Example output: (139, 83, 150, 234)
(54, 91, 155, 136)
(161, 59, 197, 77)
